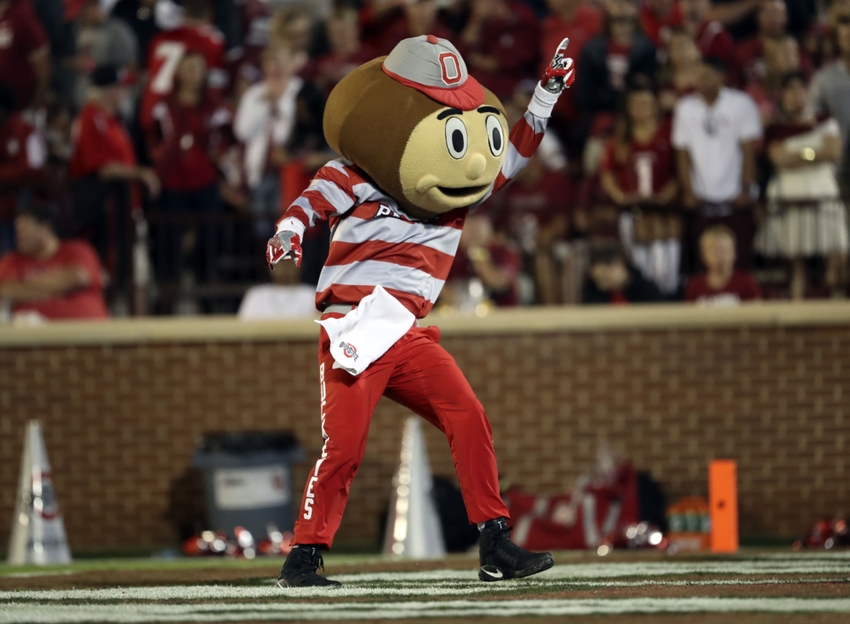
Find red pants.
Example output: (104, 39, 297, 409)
(292, 322, 509, 549)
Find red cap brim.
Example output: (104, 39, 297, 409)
(382, 65, 486, 111)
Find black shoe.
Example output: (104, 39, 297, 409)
(478, 518, 554, 582)
(276, 545, 341, 588)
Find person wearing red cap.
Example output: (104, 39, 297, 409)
(70, 65, 159, 290)
(265, 35, 575, 588)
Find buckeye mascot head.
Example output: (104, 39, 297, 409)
(323, 35, 509, 219)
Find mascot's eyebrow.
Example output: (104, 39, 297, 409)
(437, 108, 464, 120)
(477, 106, 502, 115)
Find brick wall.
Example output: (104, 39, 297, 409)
(1, 322, 847, 551)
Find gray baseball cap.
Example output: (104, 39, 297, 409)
(382, 34, 485, 110)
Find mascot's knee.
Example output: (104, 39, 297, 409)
(446, 398, 490, 432)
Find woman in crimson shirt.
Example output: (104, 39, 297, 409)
(599, 81, 680, 295)
(146, 50, 233, 299)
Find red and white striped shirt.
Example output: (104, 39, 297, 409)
(277, 107, 550, 318)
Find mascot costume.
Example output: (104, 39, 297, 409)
(268, 34, 575, 587)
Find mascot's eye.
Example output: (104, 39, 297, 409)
(444, 117, 468, 159)
(486, 115, 504, 157)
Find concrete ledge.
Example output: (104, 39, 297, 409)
(1, 300, 848, 347)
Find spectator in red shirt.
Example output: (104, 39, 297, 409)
(685, 224, 761, 303)
(0, 204, 109, 320)
(458, 0, 540, 100)
(0, 85, 46, 255)
(139, 0, 226, 131)
(444, 215, 522, 309)
(70, 65, 159, 289)
(308, 6, 378, 98)
(0, 0, 51, 111)
(582, 241, 665, 304)
(640, 0, 685, 49)
(681, 0, 742, 85)
(600, 79, 680, 295)
(147, 49, 233, 305)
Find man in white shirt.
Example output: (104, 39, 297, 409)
(672, 56, 762, 271)
(238, 260, 317, 320)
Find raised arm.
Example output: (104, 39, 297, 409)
(490, 39, 575, 196)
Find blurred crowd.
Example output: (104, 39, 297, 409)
(0, 0, 849, 320)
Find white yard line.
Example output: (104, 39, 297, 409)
(2, 597, 850, 622)
(0, 577, 847, 602)
(335, 561, 850, 583)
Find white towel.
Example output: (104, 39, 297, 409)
(316, 286, 415, 376)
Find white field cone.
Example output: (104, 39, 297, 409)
(7, 421, 72, 565)
(383, 417, 446, 559)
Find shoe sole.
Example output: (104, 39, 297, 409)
(478, 554, 554, 582)
(275, 578, 342, 588)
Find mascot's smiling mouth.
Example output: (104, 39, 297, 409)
(435, 184, 491, 198)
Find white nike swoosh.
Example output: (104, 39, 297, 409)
(482, 568, 503, 579)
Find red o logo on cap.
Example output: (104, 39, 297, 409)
(438, 52, 461, 85)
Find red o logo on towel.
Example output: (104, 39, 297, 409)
(439, 52, 461, 85)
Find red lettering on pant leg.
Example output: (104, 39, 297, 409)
(303, 363, 329, 521)
(292, 335, 397, 549)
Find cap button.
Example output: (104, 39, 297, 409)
(426, 34, 439, 44)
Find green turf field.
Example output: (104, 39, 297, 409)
(1, 550, 849, 622)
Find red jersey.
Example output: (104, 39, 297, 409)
(140, 24, 226, 129)
(0, 239, 109, 319)
(69, 102, 136, 180)
(685, 270, 762, 304)
(0, 112, 45, 219)
(0, 0, 48, 110)
(599, 121, 675, 198)
(540, 6, 602, 121)
(147, 95, 232, 192)
(640, 3, 684, 48)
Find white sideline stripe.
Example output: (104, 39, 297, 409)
(2, 598, 850, 622)
(334, 560, 850, 582)
(1, 577, 847, 602)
